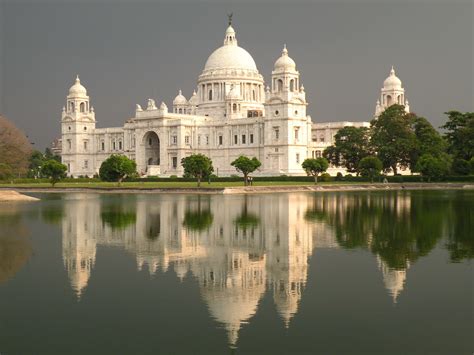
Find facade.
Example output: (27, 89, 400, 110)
(60, 22, 410, 177)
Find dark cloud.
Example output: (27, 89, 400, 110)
(1, 1, 472, 149)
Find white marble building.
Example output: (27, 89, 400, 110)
(60, 21, 410, 177)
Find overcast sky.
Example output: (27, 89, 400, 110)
(1, 0, 472, 150)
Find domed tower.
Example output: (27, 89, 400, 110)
(172, 89, 189, 114)
(375, 66, 410, 117)
(188, 90, 198, 115)
(61, 75, 96, 177)
(195, 19, 265, 118)
(264, 46, 310, 175)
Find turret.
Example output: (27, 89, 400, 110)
(374, 66, 410, 117)
(61, 75, 96, 177)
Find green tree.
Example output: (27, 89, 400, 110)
(181, 154, 214, 187)
(231, 156, 261, 186)
(28, 150, 46, 178)
(415, 154, 451, 182)
(99, 154, 137, 185)
(44, 147, 61, 162)
(323, 126, 370, 175)
(0, 163, 13, 181)
(370, 105, 417, 174)
(358, 156, 383, 182)
(470, 157, 474, 174)
(451, 158, 470, 175)
(441, 111, 474, 161)
(411, 116, 446, 169)
(41, 160, 67, 186)
(301, 157, 329, 184)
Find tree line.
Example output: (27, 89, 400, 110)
(319, 106, 474, 181)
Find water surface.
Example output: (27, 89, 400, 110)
(0, 190, 472, 354)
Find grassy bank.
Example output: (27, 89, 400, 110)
(0, 180, 362, 189)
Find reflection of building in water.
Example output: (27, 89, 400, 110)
(377, 256, 409, 304)
(62, 195, 98, 298)
(264, 194, 313, 327)
(61, 193, 319, 346)
(60, 192, 413, 346)
(304, 192, 414, 303)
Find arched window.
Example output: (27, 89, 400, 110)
(179, 108, 182, 114)
(277, 79, 283, 92)
(386, 95, 392, 106)
(70, 102, 75, 112)
(80, 102, 85, 113)
(233, 103, 237, 112)
(208, 89, 213, 101)
(252, 90, 256, 101)
(289, 79, 294, 92)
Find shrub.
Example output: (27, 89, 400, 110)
(99, 154, 137, 184)
(42, 160, 67, 186)
(319, 172, 332, 182)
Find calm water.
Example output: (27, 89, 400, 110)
(0, 190, 472, 354)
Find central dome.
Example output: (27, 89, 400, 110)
(203, 25, 258, 72)
(204, 45, 257, 71)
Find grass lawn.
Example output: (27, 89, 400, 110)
(0, 180, 367, 189)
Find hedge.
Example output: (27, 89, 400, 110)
(1, 175, 474, 184)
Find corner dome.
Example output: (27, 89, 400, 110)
(383, 66, 402, 89)
(188, 90, 198, 105)
(173, 90, 187, 105)
(274, 45, 296, 72)
(69, 75, 87, 97)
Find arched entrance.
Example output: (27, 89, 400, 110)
(143, 131, 160, 175)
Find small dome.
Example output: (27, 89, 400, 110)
(274, 45, 296, 72)
(69, 75, 87, 97)
(383, 66, 402, 89)
(173, 90, 188, 105)
(188, 90, 198, 105)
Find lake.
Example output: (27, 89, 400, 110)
(0, 190, 472, 354)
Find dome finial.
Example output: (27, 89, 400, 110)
(390, 65, 395, 75)
(227, 12, 233, 26)
(282, 44, 288, 55)
(75, 74, 80, 83)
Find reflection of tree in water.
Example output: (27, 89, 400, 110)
(182, 196, 213, 232)
(234, 195, 260, 231)
(145, 213, 161, 240)
(0, 206, 32, 284)
(305, 191, 448, 269)
(41, 205, 64, 225)
(445, 191, 474, 262)
(100, 196, 137, 230)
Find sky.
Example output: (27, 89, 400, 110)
(0, 0, 472, 150)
